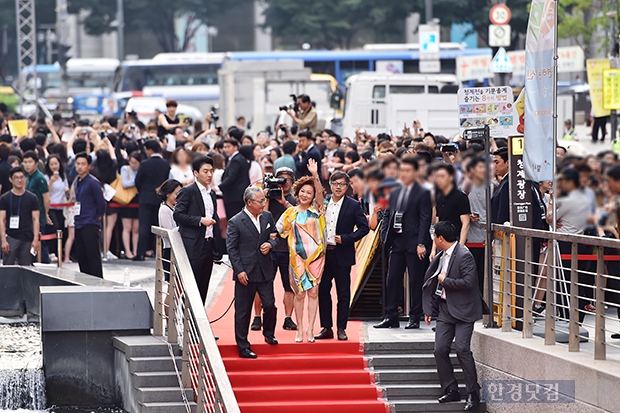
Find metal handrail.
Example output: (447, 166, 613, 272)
(151, 226, 240, 413)
(490, 223, 620, 361)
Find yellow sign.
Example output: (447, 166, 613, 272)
(7, 120, 28, 137)
(603, 69, 620, 110)
(511, 136, 524, 156)
(587, 59, 611, 118)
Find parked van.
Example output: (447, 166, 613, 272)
(340, 72, 460, 138)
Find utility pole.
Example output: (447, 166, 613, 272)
(610, 2, 619, 144)
(15, 0, 37, 112)
(424, 0, 433, 23)
(56, 0, 71, 97)
(116, 0, 124, 61)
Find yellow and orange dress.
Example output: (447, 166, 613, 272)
(277, 205, 326, 293)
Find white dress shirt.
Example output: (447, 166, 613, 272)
(244, 208, 261, 233)
(440, 242, 457, 300)
(325, 196, 343, 245)
(196, 180, 214, 238)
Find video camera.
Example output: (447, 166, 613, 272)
(263, 173, 287, 199)
(279, 94, 299, 113)
(209, 105, 219, 124)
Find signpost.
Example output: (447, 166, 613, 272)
(489, 4, 511, 25)
(419, 24, 440, 73)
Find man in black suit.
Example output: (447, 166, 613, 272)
(423, 221, 482, 411)
(375, 156, 432, 329)
(227, 186, 279, 359)
(174, 156, 222, 304)
(294, 131, 322, 179)
(315, 171, 369, 341)
(219, 139, 250, 220)
(135, 139, 170, 261)
(491, 147, 510, 224)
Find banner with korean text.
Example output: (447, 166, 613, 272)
(523, 0, 556, 182)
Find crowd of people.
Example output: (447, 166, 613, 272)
(5, 94, 620, 409)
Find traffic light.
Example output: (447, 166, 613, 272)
(57, 43, 71, 68)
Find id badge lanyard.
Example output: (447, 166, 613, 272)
(74, 178, 83, 215)
(9, 192, 22, 229)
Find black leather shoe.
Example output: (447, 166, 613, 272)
(337, 328, 348, 341)
(314, 328, 334, 340)
(438, 389, 461, 403)
(373, 318, 399, 329)
(404, 319, 420, 329)
(464, 391, 480, 411)
(132, 255, 145, 261)
(264, 336, 278, 345)
(251, 316, 262, 331)
(282, 317, 297, 330)
(239, 348, 257, 359)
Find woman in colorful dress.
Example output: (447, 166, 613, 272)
(277, 159, 326, 342)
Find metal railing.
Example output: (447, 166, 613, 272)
(151, 226, 240, 413)
(490, 223, 620, 361)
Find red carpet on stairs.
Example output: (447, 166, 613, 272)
(208, 266, 388, 413)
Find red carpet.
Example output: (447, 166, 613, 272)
(209, 265, 388, 413)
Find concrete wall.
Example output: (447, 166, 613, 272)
(472, 327, 618, 413)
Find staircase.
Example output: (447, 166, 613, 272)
(365, 341, 486, 412)
(114, 336, 196, 413)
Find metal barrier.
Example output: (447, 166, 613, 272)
(491, 223, 620, 361)
(151, 226, 240, 413)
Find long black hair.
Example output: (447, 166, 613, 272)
(45, 154, 66, 180)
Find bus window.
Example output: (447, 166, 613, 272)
(428, 85, 439, 94)
(373, 85, 386, 99)
(389, 85, 425, 94)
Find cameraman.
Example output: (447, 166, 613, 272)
(258, 166, 298, 331)
(286, 94, 318, 135)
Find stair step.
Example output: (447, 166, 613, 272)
(381, 383, 467, 399)
(135, 387, 194, 403)
(139, 401, 197, 413)
(133, 371, 180, 388)
(237, 400, 387, 413)
(129, 356, 182, 373)
(365, 341, 438, 354)
(228, 369, 373, 387)
(233, 383, 381, 403)
(373, 368, 463, 384)
(367, 353, 459, 369)
(114, 335, 179, 358)
(390, 399, 486, 412)
(222, 353, 365, 371)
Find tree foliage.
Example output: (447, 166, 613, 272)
(558, 0, 610, 58)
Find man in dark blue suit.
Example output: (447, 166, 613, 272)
(294, 131, 322, 179)
(376, 156, 432, 329)
(220, 139, 250, 220)
(315, 171, 369, 341)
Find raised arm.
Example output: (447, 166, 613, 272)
(307, 158, 323, 210)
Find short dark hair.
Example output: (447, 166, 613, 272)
(0, 134, 12, 144)
(328, 134, 342, 145)
(157, 179, 182, 202)
(493, 147, 508, 163)
(434, 221, 458, 243)
(9, 166, 25, 178)
(165, 99, 178, 108)
(348, 168, 364, 180)
(345, 151, 360, 163)
(329, 171, 350, 184)
(467, 156, 486, 172)
(72, 138, 87, 154)
(192, 156, 213, 172)
(607, 165, 620, 181)
(298, 94, 311, 104)
(282, 140, 297, 155)
(75, 152, 92, 165)
(224, 138, 239, 147)
(229, 128, 244, 142)
(365, 168, 385, 182)
(144, 139, 161, 153)
(19, 137, 36, 152)
(400, 155, 419, 170)
(22, 150, 38, 163)
(434, 163, 455, 176)
(0, 144, 10, 161)
(298, 130, 314, 140)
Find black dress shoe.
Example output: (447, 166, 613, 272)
(337, 328, 348, 341)
(132, 255, 145, 261)
(282, 317, 297, 330)
(373, 318, 399, 329)
(612, 333, 620, 339)
(464, 391, 480, 411)
(251, 316, 262, 331)
(264, 336, 278, 345)
(314, 328, 334, 340)
(238, 348, 257, 359)
(404, 319, 420, 329)
(438, 389, 461, 403)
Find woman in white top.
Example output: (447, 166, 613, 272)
(239, 144, 263, 186)
(44, 154, 69, 262)
(169, 148, 194, 186)
(157, 178, 182, 313)
(120, 151, 141, 259)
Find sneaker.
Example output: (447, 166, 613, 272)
(49, 253, 58, 263)
(106, 251, 118, 260)
(282, 317, 298, 330)
(533, 305, 545, 317)
(585, 304, 596, 312)
(251, 316, 262, 331)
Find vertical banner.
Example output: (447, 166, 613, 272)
(523, 0, 556, 182)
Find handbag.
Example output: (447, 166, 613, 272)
(110, 170, 137, 206)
